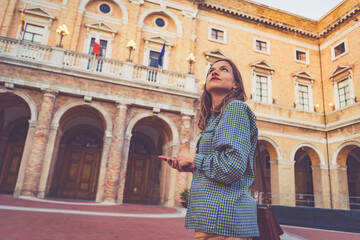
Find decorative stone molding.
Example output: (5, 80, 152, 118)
(329, 65, 352, 82)
(198, 1, 317, 38)
(198, 1, 360, 39)
(18, 6, 56, 24)
(293, 71, 315, 84)
(130, 0, 144, 4)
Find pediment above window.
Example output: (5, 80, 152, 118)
(293, 71, 315, 84)
(329, 65, 352, 82)
(85, 21, 117, 34)
(204, 49, 230, 60)
(251, 60, 274, 75)
(19, 6, 56, 20)
(144, 36, 173, 46)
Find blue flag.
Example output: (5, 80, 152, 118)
(157, 41, 165, 67)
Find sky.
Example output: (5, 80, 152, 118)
(251, 0, 344, 20)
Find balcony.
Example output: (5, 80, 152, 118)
(0, 37, 198, 95)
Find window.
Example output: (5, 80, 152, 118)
(89, 38, 108, 57)
(22, 23, 44, 43)
(149, 51, 161, 67)
(297, 84, 310, 111)
(211, 29, 223, 41)
(256, 40, 267, 52)
(294, 48, 309, 64)
(337, 79, 351, 108)
(294, 71, 314, 111)
(99, 3, 111, 14)
(334, 43, 345, 57)
(251, 61, 273, 104)
(208, 26, 227, 44)
(296, 51, 306, 62)
(331, 40, 348, 61)
(256, 74, 268, 103)
(254, 38, 270, 55)
(155, 18, 165, 28)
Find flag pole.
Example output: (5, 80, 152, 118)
(92, 22, 101, 71)
(17, 3, 27, 57)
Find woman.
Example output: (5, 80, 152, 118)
(162, 59, 259, 239)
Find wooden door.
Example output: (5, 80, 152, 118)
(0, 141, 25, 194)
(58, 146, 100, 200)
(124, 153, 150, 204)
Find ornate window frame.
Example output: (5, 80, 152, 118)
(293, 71, 315, 112)
(329, 65, 355, 109)
(251, 61, 274, 104)
(83, 21, 117, 58)
(143, 36, 173, 70)
(17, 6, 56, 45)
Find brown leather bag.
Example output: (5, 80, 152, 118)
(253, 142, 284, 240)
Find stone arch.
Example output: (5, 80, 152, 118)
(51, 101, 113, 135)
(291, 143, 325, 166)
(138, 8, 183, 37)
(0, 90, 37, 122)
(258, 135, 282, 160)
(125, 113, 179, 145)
(120, 112, 180, 206)
(332, 141, 360, 166)
(47, 102, 110, 201)
(78, 0, 128, 23)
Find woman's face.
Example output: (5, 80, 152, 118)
(205, 61, 237, 95)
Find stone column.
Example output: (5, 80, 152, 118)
(103, 103, 128, 203)
(312, 165, 331, 209)
(37, 124, 59, 198)
(13, 120, 37, 197)
(96, 132, 113, 202)
(174, 114, 192, 206)
(116, 134, 131, 204)
(21, 90, 57, 197)
(270, 159, 296, 206)
(330, 164, 349, 210)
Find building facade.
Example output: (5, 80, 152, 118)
(0, 0, 359, 209)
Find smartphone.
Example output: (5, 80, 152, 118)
(158, 156, 173, 164)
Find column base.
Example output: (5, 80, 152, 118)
(20, 190, 37, 197)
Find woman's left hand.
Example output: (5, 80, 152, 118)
(177, 152, 196, 172)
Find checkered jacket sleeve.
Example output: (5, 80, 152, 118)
(193, 100, 256, 185)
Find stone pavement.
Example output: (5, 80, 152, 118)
(0, 194, 359, 240)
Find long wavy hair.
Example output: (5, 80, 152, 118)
(197, 59, 247, 131)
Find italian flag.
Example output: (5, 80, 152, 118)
(93, 23, 101, 56)
(20, 3, 27, 38)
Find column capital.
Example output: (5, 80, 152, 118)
(181, 114, 192, 120)
(41, 88, 59, 98)
(28, 120, 37, 127)
(270, 159, 295, 166)
(115, 102, 129, 110)
(329, 164, 347, 170)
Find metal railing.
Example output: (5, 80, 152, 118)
(251, 190, 360, 210)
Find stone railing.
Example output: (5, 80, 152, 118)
(0, 37, 197, 93)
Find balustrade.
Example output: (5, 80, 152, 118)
(0, 37, 197, 93)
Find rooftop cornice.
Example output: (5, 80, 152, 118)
(198, 1, 318, 38)
(198, 1, 360, 39)
(319, 3, 360, 37)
